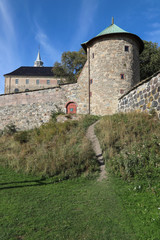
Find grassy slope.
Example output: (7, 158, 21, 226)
(0, 167, 137, 240)
(0, 112, 160, 239)
(96, 112, 160, 240)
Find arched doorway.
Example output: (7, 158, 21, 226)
(66, 102, 77, 114)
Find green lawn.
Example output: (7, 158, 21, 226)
(0, 167, 137, 240)
(1, 166, 159, 240)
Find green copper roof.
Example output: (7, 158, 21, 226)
(96, 23, 127, 36)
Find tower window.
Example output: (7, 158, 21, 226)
(47, 80, 50, 85)
(120, 89, 124, 94)
(120, 74, 124, 80)
(15, 79, 19, 84)
(125, 46, 129, 52)
(26, 79, 29, 84)
(92, 53, 94, 59)
(36, 80, 39, 85)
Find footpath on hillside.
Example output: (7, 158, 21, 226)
(86, 121, 107, 181)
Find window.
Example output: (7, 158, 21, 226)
(15, 79, 19, 84)
(14, 88, 19, 93)
(90, 79, 93, 84)
(120, 89, 124, 94)
(70, 108, 73, 112)
(92, 53, 94, 59)
(26, 79, 29, 84)
(47, 80, 50, 85)
(25, 89, 29, 92)
(57, 79, 61, 85)
(125, 46, 129, 52)
(36, 80, 39, 85)
(120, 74, 124, 80)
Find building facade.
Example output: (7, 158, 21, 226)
(4, 51, 63, 94)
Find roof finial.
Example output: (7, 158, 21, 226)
(112, 17, 114, 25)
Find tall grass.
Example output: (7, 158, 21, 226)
(96, 112, 160, 183)
(0, 115, 99, 178)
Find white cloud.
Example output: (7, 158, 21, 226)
(0, 0, 20, 94)
(70, 0, 99, 50)
(35, 24, 61, 65)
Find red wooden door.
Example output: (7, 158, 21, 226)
(66, 102, 77, 114)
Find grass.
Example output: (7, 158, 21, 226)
(0, 112, 160, 239)
(95, 112, 160, 240)
(0, 115, 99, 178)
(1, 166, 138, 240)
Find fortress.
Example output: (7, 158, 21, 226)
(0, 20, 160, 130)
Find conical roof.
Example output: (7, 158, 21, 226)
(96, 23, 127, 36)
(81, 22, 144, 53)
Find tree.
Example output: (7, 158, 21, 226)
(52, 48, 87, 83)
(140, 40, 160, 80)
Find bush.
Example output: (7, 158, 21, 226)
(14, 131, 30, 144)
(4, 124, 17, 135)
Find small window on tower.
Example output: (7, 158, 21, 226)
(125, 46, 129, 52)
(120, 89, 124, 94)
(120, 74, 124, 80)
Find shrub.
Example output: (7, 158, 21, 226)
(14, 131, 30, 144)
(4, 124, 17, 135)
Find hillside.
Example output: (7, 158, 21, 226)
(0, 112, 160, 239)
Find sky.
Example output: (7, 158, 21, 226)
(0, 0, 160, 94)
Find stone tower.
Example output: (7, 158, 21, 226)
(34, 50, 44, 67)
(79, 19, 144, 115)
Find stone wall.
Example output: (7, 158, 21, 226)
(88, 35, 140, 115)
(0, 83, 80, 130)
(118, 71, 160, 118)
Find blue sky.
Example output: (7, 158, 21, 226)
(0, 0, 160, 94)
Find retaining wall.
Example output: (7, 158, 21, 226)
(0, 83, 86, 130)
(118, 72, 160, 118)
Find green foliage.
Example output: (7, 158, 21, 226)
(14, 131, 30, 144)
(51, 107, 64, 122)
(96, 112, 160, 184)
(4, 124, 17, 135)
(140, 40, 160, 80)
(52, 48, 87, 83)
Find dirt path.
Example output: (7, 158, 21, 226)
(86, 122, 107, 181)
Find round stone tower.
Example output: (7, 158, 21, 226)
(81, 19, 144, 115)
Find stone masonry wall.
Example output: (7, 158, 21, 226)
(0, 83, 79, 130)
(118, 72, 160, 119)
(88, 35, 140, 115)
